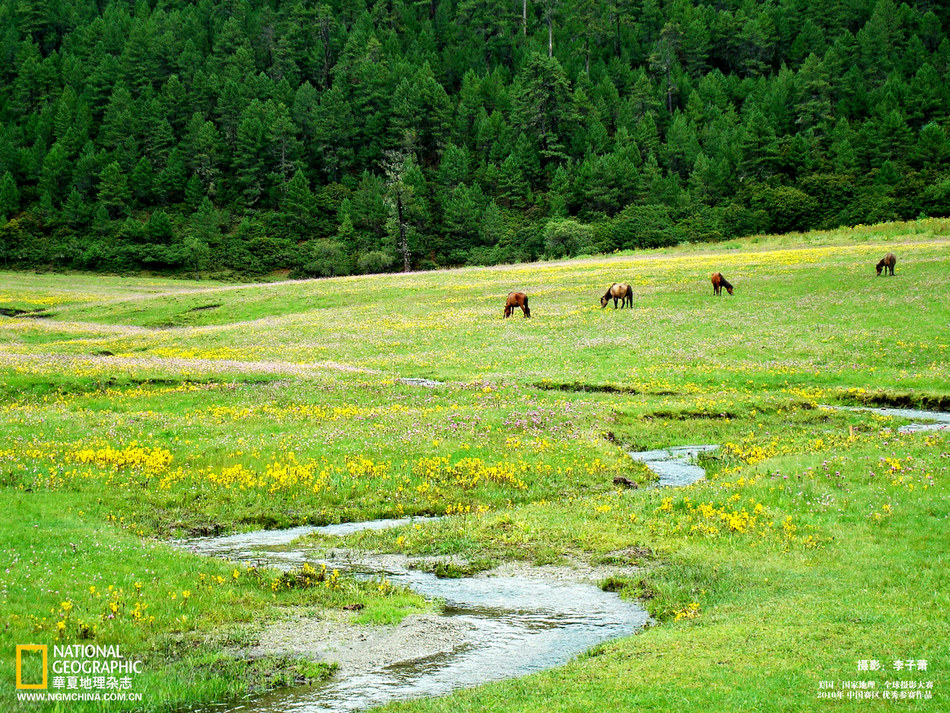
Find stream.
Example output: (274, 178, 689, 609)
(626, 445, 720, 487)
(184, 405, 947, 712)
(183, 519, 649, 713)
(823, 405, 950, 433)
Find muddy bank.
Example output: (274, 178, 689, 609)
(247, 610, 473, 677)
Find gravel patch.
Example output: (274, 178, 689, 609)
(246, 610, 473, 675)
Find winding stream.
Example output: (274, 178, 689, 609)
(626, 445, 720, 487)
(183, 520, 649, 713)
(625, 406, 948, 486)
(823, 405, 950, 433)
(185, 406, 947, 712)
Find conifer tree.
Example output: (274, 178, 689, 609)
(98, 162, 131, 218)
(0, 172, 19, 220)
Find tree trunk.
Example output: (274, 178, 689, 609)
(547, 13, 553, 57)
(615, 12, 621, 58)
(523, 0, 527, 35)
(396, 190, 410, 272)
(666, 66, 673, 114)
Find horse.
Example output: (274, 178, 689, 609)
(711, 272, 733, 296)
(876, 253, 896, 276)
(601, 283, 633, 309)
(504, 292, 530, 318)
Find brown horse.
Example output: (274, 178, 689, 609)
(504, 292, 530, 318)
(601, 283, 633, 309)
(876, 253, 896, 276)
(711, 272, 733, 296)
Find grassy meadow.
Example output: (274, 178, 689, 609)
(1, 219, 949, 712)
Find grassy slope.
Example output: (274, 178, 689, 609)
(1, 219, 948, 711)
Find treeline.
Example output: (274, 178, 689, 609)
(0, 0, 949, 276)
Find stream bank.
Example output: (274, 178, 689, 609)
(183, 520, 649, 713)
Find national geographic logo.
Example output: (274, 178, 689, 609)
(16, 645, 48, 690)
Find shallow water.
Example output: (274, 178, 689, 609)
(185, 406, 948, 711)
(184, 520, 649, 713)
(398, 378, 444, 388)
(626, 444, 720, 487)
(825, 405, 950, 433)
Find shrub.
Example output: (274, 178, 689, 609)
(356, 250, 395, 274)
(543, 218, 594, 258)
(305, 239, 352, 277)
(749, 185, 820, 234)
(603, 205, 682, 250)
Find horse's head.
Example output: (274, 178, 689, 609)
(600, 295, 609, 308)
(876, 262, 884, 275)
(726, 285, 734, 295)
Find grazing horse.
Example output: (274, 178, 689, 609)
(876, 253, 896, 276)
(711, 272, 734, 296)
(601, 283, 633, 309)
(504, 292, 530, 318)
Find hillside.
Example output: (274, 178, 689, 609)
(0, 0, 949, 277)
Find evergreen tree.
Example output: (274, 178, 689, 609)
(38, 143, 70, 207)
(99, 86, 140, 166)
(497, 153, 530, 209)
(796, 54, 833, 131)
(146, 209, 174, 243)
(738, 108, 779, 181)
(0, 172, 19, 220)
(442, 182, 484, 260)
(155, 150, 187, 205)
(265, 102, 302, 194)
(130, 157, 154, 207)
(97, 162, 131, 218)
(62, 189, 89, 228)
(514, 54, 576, 166)
(184, 173, 205, 209)
(390, 64, 452, 162)
(281, 169, 316, 235)
(0, 0, 945, 273)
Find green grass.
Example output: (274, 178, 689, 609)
(1, 219, 948, 711)
(1, 491, 427, 712)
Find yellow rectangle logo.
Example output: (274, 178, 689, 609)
(16, 645, 48, 689)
